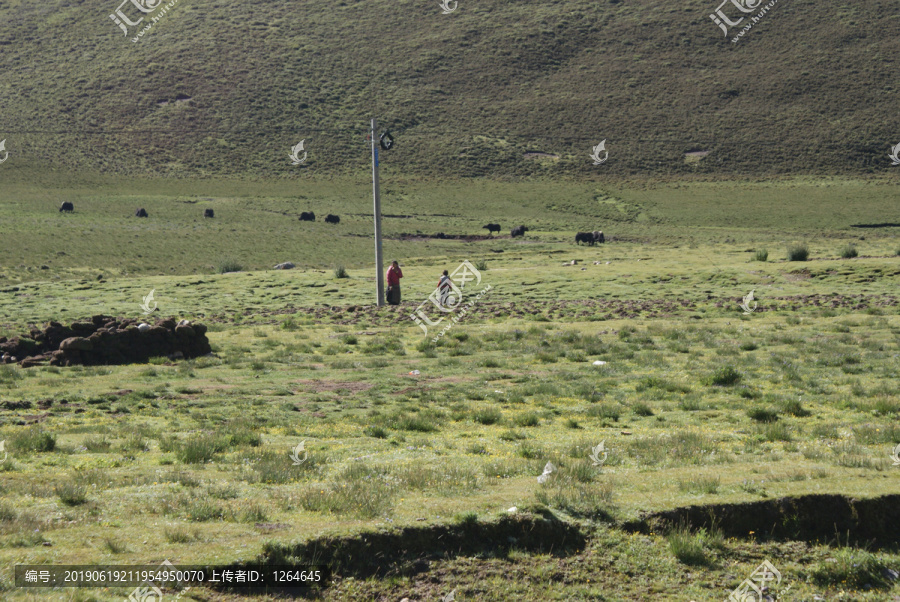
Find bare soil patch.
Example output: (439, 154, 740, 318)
(294, 379, 374, 393)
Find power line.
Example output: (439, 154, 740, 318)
(0, 127, 365, 135)
(0, 127, 841, 146)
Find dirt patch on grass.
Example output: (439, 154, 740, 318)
(18, 413, 49, 424)
(216, 293, 899, 328)
(254, 523, 291, 531)
(392, 386, 421, 396)
(294, 379, 373, 393)
(422, 375, 476, 384)
(395, 233, 497, 242)
(783, 268, 812, 281)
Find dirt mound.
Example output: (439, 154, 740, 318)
(0, 315, 211, 367)
(622, 494, 900, 549)
(255, 512, 584, 580)
(199, 494, 897, 595)
(394, 233, 497, 242)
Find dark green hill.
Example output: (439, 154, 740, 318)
(0, 0, 898, 178)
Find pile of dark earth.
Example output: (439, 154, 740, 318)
(0, 316, 211, 367)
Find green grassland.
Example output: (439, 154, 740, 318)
(0, 175, 898, 281)
(0, 178, 898, 600)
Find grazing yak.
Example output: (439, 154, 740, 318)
(299, 211, 315, 222)
(511, 225, 528, 238)
(483, 223, 501, 235)
(324, 214, 340, 224)
(59, 202, 74, 213)
(576, 231, 605, 245)
(204, 209, 214, 218)
(135, 208, 148, 218)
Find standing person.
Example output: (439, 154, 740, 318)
(386, 260, 403, 305)
(438, 269, 451, 307)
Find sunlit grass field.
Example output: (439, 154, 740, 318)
(0, 177, 898, 600)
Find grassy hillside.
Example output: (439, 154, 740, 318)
(1, 0, 899, 178)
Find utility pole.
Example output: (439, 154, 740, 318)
(371, 118, 385, 306)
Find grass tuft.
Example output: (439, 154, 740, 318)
(217, 258, 243, 274)
(811, 549, 894, 590)
(839, 244, 858, 259)
(164, 525, 200, 543)
(535, 475, 614, 520)
(513, 412, 540, 427)
(782, 398, 811, 417)
(678, 476, 720, 494)
(666, 523, 709, 566)
(747, 407, 779, 423)
(632, 402, 655, 417)
(299, 470, 394, 519)
(176, 434, 228, 464)
(363, 425, 388, 439)
(586, 404, 621, 422)
(705, 366, 741, 386)
(10, 428, 56, 453)
(473, 407, 502, 425)
(55, 482, 88, 506)
(103, 537, 129, 554)
(786, 243, 809, 261)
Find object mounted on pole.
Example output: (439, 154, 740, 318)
(379, 131, 394, 151)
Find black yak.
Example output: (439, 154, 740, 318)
(135, 208, 148, 218)
(511, 225, 528, 238)
(575, 232, 594, 245)
(59, 202, 74, 213)
(483, 223, 501, 235)
(324, 214, 340, 224)
(299, 211, 315, 221)
(204, 209, 215, 218)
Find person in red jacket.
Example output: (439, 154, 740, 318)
(386, 260, 403, 305)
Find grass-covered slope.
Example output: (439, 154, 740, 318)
(0, 0, 899, 178)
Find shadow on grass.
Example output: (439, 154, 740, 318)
(623, 494, 900, 551)
(209, 512, 585, 597)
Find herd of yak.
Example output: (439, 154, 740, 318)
(56, 203, 604, 244)
(57, 202, 339, 224)
(485, 223, 604, 245)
